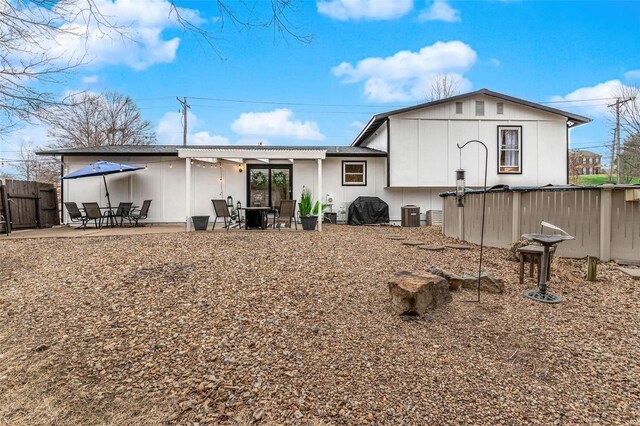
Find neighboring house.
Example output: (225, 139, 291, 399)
(38, 89, 590, 227)
(570, 149, 602, 175)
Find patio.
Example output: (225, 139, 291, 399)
(0, 225, 637, 424)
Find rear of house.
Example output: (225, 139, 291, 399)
(39, 89, 590, 226)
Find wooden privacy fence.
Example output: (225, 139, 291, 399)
(0, 179, 60, 233)
(442, 185, 640, 262)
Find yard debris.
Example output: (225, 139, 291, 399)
(426, 266, 464, 290)
(0, 225, 638, 425)
(388, 271, 452, 315)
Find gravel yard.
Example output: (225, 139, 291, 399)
(0, 225, 638, 425)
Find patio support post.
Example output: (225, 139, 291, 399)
(185, 157, 191, 232)
(599, 184, 613, 261)
(317, 158, 322, 232)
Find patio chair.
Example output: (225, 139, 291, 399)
(0, 213, 9, 236)
(211, 199, 233, 231)
(273, 199, 297, 230)
(114, 202, 133, 227)
(64, 202, 88, 228)
(126, 200, 151, 226)
(81, 202, 104, 229)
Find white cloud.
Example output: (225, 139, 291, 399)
(624, 70, 640, 80)
(418, 0, 460, 23)
(550, 80, 625, 117)
(81, 75, 99, 84)
(156, 111, 229, 145)
(32, 0, 204, 71)
(487, 58, 501, 67)
(317, 0, 413, 21)
(231, 109, 325, 141)
(332, 41, 477, 102)
(350, 120, 365, 128)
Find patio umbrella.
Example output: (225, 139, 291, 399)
(62, 160, 143, 210)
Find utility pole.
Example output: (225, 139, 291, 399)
(609, 97, 633, 184)
(608, 129, 615, 183)
(176, 97, 190, 146)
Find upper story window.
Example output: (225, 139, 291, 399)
(475, 100, 485, 116)
(455, 102, 463, 114)
(342, 161, 367, 186)
(497, 102, 504, 115)
(498, 126, 521, 174)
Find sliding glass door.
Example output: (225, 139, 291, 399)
(247, 165, 293, 208)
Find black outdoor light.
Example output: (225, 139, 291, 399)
(236, 200, 241, 211)
(456, 140, 488, 303)
(455, 169, 466, 207)
(226, 196, 233, 208)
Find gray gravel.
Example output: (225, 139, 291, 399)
(0, 225, 638, 425)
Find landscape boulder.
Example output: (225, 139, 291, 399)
(461, 271, 504, 293)
(426, 267, 464, 291)
(388, 271, 452, 316)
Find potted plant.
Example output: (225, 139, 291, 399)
(298, 187, 327, 231)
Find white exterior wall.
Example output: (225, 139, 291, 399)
(362, 94, 569, 188)
(63, 155, 444, 224)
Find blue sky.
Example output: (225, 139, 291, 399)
(3, 0, 640, 166)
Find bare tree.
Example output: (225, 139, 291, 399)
(427, 75, 461, 101)
(12, 142, 60, 183)
(48, 91, 155, 148)
(620, 134, 640, 183)
(1, 1, 308, 132)
(615, 85, 640, 137)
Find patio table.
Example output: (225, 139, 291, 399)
(81, 205, 138, 228)
(240, 207, 270, 230)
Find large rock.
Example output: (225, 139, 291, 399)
(426, 267, 464, 291)
(461, 271, 504, 293)
(388, 271, 452, 315)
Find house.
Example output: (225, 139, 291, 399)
(37, 89, 590, 229)
(570, 149, 602, 175)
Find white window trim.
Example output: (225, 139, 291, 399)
(342, 161, 367, 186)
(498, 126, 522, 174)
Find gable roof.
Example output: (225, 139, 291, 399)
(570, 149, 601, 157)
(36, 144, 387, 157)
(352, 88, 592, 147)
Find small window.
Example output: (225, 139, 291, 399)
(498, 126, 521, 174)
(342, 161, 367, 186)
(475, 100, 485, 116)
(455, 102, 463, 114)
(497, 102, 504, 115)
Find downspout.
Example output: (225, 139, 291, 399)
(386, 118, 391, 187)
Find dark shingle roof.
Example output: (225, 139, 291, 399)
(570, 149, 601, 157)
(36, 145, 387, 157)
(352, 88, 592, 147)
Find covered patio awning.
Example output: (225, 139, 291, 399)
(178, 147, 327, 231)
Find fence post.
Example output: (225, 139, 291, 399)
(599, 184, 613, 262)
(0, 185, 11, 234)
(35, 182, 42, 229)
(512, 191, 521, 243)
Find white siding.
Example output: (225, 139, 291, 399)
(364, 94, 570, 188)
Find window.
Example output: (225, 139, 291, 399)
(455, 102, 463, 114)
(342, 161, 367, 186)
(475, 100, 485, 116)
(497, 126, 522, 174)
(583, 158, 587, 164)
(497, 102, 504, 115)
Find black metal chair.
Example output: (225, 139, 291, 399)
(64, 202, 88, 228)
(211, 199, 233, 231)
(0, 213, 9, 236)
(126, 200, 151, 226)
(273, 199, 297, 230)
(114, 202, 133, 227)
(81, 202, 104, 229)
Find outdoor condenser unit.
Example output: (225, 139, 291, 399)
(401, 205, 421, 227)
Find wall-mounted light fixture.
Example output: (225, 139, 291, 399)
(238, 163, 244, 173)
